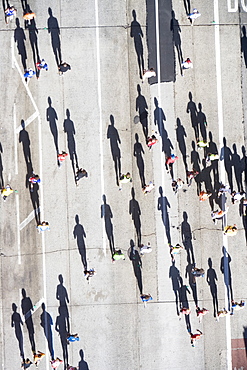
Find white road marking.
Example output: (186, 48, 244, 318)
(214, 1, 232, 369)
(95, 0, 106, 256)
(16, 194, 21, 264)
(15, 111, 39, 134)
(23, 297, 45, 321)
(19, 207, 41, 231)
(227, 0, 238, 12)
(13, 103, 18, 175)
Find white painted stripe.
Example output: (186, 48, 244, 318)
(15, 111, 39, 133)
(19, 207, 41, 231)
(95, 0, 106, 256)
(214, 1, 232, 369)
(16, 194, 21, 264)
(24, 297, 44, 321)
(13, 103, 18, 175)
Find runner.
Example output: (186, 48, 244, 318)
(224, 225, 237, 236)
(58, 151, 68, 166)
(50, 358, 63, 369)
(139, 243, 152, 255)
(33, 351, 45, 367)
(196, 307, 209, 323)
(142, 181, 155, 195)
(119, 172, 132, 190)
(187, 169, 199, 186)
(67, 333, 79, 343)
(188, 8, 201, 25)
(199, 190, 212, 202)
(36, 59, 48, 71)
(1, 184, 14, 201)
(4, 5, 17, 24)
(37, 221, 50, 233)
(147, 135, 158, 149)
(190, 330, 203, 347)
(84, 269, 96, 281)
(112, 250, 125, 262)
(142, 68, 156, 82)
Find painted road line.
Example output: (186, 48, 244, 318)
(15, 111, 39, 134)
(19, 207, 41, 231)
(23, 297, 45, 321)
(214, 1, 232, 369)
(16, 194, 21, 264)
(95, 0, 106, 256)
(13, 103, 18, 175)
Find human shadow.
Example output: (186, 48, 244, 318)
(107, 115, 121, 186)
(46, 97, 59, 157)
(183, 0, 191, 15)
(47, 7, 62, 66)
(243, 327, 247, 358)
(179, 276, 191, 332)
(181, 211, 195, 265)
(241, 146, 247, 188)
(190, 141, 201, 193)
(101, 195, 115, 257)
(128, 239, 143, 294)
(19, 120, 32, 171)
(30, 180, 41, 225)
(0, 142, 4, 188)
(170, 10, 183, 75)
(14, 18, 27, 71)
(40, 303, 54, 360)
(157, 186, 171, 244)
(169, 260, 181, 316)
(176, 117, 187, 171)
(11, 303, 25, 361)
(241, 26, 247, 68)
(21, 288, 36, 353)
(185, 262, 198, 308)
(220, 137, 233, 192)
(73, 215, 87, 270)
(129, 188, 142, 246)
(232, 143, 243, 192)
(26, 16, 40, 75)
(187, 92, 198, 141)
(55, 305, 69, 370)
(154, 97, 166, 138)
(206, 258, 218, 317)
(78, 349, 90, 370)
(56, 274, 70, 334)
(197, 103, 207, 142)
(133, 133, 146, 188)
(63, 109, 79, 179)
(130, 10, 144, 79)
(136, 84, 148, 139)
(206, 131, 219, 187)
(220, 246, 233, 311)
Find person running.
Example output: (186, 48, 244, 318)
(21, 359, 32, 369)
(37, 221, 50, 233)
(211, 208, 228, 223)
(170, 244, 184, 260)
(191, 267, 204, 277)
(84, 268, 96, 281)
(5, 5, 17, 24)
(188, 8, 201, 25)
(182, 58, 193, 74)
(75, 168, 88, 185)
(119, 172, 132, 190)
(58, 62, 71, 75)
(58, 151, 68, 165)
(36, 59, 48, 71)
(147, 135, 158, 149)
(112, 250, 125, 262)
(142, 68, 156, 82)
(231, 300, 245, 311)
(142, 181, 155, 195)
(50, 358, 63, 369)
(190, 330, 203, 347)
(216, 309, 229, 321)
(196, 307, 209, 323)
(224, 225, 237, 236)
(140, 294, 153, 302)
(33, 351, 45, 367)
(166, 154, 178, 176)
(139, 243, 152, 255)
(172, 178, 184, 194)
(180, 307, 191, 315)
(24, 68, 36, 78)
(231, 191, 245, 204)
(197, 140, 209, 149)
(67, 333, 79, 343)
(218, 183, 231, 197)
(67, 366, 78, 370)
(206, 153, 219, 164)
(23, 11, 36, 24)
(199, 190, 212, 201)
(187, 169, 199, 186)
(1, 184, 14, 201)
(29, 174, 40, 184)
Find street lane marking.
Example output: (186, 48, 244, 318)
(23, 297, 44, 321)
(19, 207, 41, 231)
(95, 0, 106, 256)
(15, 111, 39, 133)
(214, 1, 232, 369)
(16, 194, 21, 264)
(13, 103, 18, 175)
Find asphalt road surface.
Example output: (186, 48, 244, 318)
(1, 1, 247, 369)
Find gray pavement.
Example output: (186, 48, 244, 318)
(1, 1, 247, 370)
